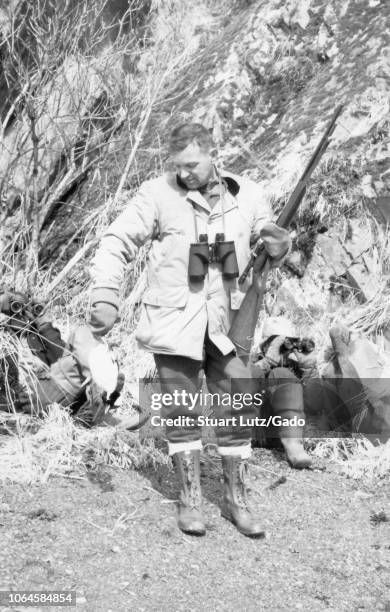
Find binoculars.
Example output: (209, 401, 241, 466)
(261, 335, 315, 356)
(189, 233, 239, 282)
(282, 336, 315, 354)
(11, 301, 45, 317)
(7, 294, 45, 317)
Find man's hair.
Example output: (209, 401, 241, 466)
(168, 123, 214, 153)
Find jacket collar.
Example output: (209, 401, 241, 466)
(221, 174, 240, 197)
(175, 168, 240, 197)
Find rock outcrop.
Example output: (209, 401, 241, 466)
(1, 0, 389, 344)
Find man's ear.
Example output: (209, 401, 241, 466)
(209, 147, 218, 161)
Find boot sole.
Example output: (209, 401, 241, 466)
(288, 459, 313, 469)
(178, 524, 206, 537)
(221, 510, 265, 538)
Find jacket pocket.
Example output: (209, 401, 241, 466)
(137, 285, 189, 352)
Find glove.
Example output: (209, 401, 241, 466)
(89, 302, 119, 336)
(258, 223, 291, 269)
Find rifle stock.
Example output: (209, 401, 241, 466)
(228, 258, 269, 358)
(228, 105, 343, 361)
(228, 286, 261, 356)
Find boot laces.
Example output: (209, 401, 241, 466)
(235, 461, 250, 510)
(182, 455, 201, 509)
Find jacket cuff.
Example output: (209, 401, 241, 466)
(91, 288, 119, 309)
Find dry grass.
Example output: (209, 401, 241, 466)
(309, 437, 390, 482)
(1, 406, 389, 485)
(0, 406, 170, 485)
(1, 0, 390, 488)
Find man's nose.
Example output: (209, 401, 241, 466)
(179, 168, 190, 180)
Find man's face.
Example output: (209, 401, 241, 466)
(171, 141, 214, 190)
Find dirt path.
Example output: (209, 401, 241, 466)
(1, 449, 389, 612)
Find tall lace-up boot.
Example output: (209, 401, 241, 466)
(172, 450, 206, 536)
(221, 456, 265, 538)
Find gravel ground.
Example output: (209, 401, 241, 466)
(0, 449, 390, 612)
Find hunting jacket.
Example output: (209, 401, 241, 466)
(90, 169, 281, 360)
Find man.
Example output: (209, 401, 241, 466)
(251, 316, 316, 469)
(89, 123, 290, 537)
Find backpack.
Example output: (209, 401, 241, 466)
(322, 325, 390, 440)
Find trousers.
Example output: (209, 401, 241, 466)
(153, 335, 255, 451)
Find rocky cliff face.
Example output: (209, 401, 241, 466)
(131, 0, 390, 348)
(1, 0, 389, 351)
(160, 0, 390, 345)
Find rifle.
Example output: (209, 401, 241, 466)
(228, 105, 343, 361)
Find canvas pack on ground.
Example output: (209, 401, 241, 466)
(322, 325, 390, 440)
(0, 319, 124, 427)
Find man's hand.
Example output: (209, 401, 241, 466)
(251, 335, 285, 378)
(292, 345, 319, 379)
(257, 223, 291, 270)
(89, 302, 119, 336)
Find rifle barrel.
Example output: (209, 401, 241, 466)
(276, 184, 306, 228)
(229, 105, 343, 356)
(277, 104, 343, 229)
(300, 104, 343, 183)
